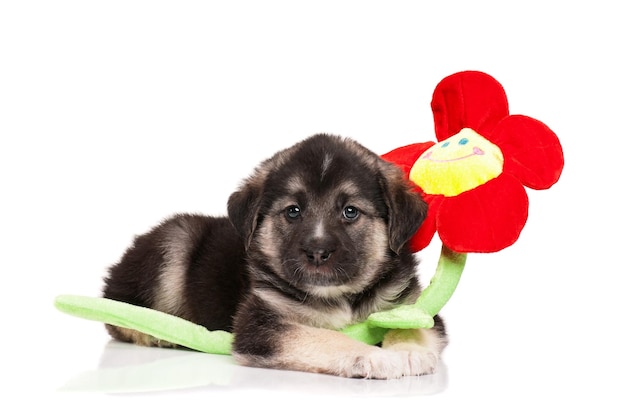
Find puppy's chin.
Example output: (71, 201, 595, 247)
(286, 262, 358, 297)
(305, 284, 358, 298)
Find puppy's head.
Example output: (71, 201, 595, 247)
(228, 134, 427, 296)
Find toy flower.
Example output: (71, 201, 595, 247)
(383, 71, 564, 253)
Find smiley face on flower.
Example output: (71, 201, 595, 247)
(411, 128, 504, 197)
(383, 71, 564, 253)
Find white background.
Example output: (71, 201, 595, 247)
(1, 1, 624, 414)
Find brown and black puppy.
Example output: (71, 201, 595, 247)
(103, 134, 447, 379)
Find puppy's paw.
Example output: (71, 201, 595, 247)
(408, 349, 438, 375)
(106, 325, 179, 349)
(341, 348, 434, 379)
(380, 328, 443, 376)
(383, 343, 439, 374)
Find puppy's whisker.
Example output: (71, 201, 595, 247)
(335, 267, 350, 281)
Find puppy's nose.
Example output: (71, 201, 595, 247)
(305, 248, 333, 266)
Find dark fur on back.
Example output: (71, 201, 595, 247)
(102, 134, 447, 379)
(103, 214, 248, 332)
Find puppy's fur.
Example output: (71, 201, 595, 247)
(102, 134, 447, 379)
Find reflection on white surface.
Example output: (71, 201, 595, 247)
(60, 340, 448, 396)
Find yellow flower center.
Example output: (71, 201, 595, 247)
(409, 128, 504, 197)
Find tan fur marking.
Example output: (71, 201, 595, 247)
(153, 220, 193, 316)
(285, 175, 306, 195)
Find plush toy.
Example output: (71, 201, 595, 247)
(55, 70, 564, 354)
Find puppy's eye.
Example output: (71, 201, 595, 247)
(285, 205, 301, 220)
(343, 206, 359, 221)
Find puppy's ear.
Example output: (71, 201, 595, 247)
(227, 175, 264, 250)
(379, 162, 428, 254)
(228, 145, 296, 250)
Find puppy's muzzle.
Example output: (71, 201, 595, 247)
(302, 236, 336, 267)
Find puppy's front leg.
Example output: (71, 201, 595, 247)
(233, 323, 433, 379)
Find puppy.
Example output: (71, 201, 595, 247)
(102, 133, 447, 379)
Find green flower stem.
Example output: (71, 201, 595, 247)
(354, 244, 467, 333)
(54, 294, 234, 355)
(415, 245, 467, 317)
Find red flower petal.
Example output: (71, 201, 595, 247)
(381, 142, 435, 177)
(436, 174, 529, 253)
(431, 71, 509, 140)
(491, 115, 564, 190)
